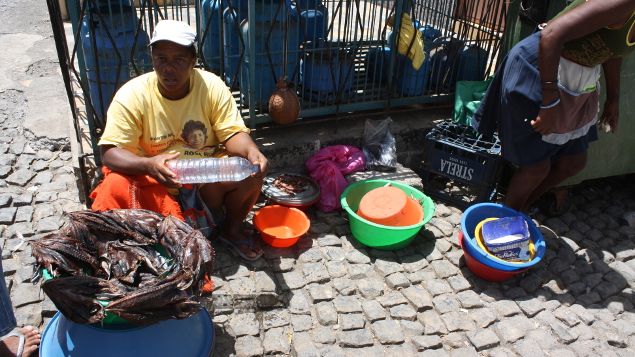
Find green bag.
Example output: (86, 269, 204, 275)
(453, 78, 492, 126)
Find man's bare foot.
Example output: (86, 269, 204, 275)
(0, 326, 41, 357)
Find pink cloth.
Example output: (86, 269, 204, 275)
(306, 145, 366, 212)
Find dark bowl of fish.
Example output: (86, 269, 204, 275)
(262, 172, 320, 210)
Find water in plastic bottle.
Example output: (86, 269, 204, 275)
(166, 157, 260, 184)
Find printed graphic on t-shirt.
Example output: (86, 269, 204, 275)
(149, 133, 177, 153)
(171, 119, 219, 159)
(182, 120, 208, 149)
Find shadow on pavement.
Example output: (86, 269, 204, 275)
(462, 175, 635, 314)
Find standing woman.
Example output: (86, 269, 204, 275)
(473, 0, 635, 213)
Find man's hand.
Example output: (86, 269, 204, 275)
(531, 105, 561, 135)
(145, 152, 182, 188)
(599, 97, 619, 133)
(224, 132, 268, 178)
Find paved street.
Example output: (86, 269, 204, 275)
(1, 1, 635, 356)
(203, 177, 635, 356)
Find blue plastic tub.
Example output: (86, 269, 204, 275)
(40, 309, 214, 357)
(460, 203, 546, 271)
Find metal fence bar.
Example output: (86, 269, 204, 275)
(53, 0, 511, 166)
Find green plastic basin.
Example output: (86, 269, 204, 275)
(340, 179, 435, 250)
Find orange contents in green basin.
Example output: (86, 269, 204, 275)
(357, 186, 423, 226)
(357, 186, 408, 225)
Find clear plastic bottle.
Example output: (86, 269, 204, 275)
(166, 157, 260, 184)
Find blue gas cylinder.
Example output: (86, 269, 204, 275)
(222, 4, 245, 87)
(419, 24, 442, 44)
(295, 0, 321, 9)
(40, 309, 215, 357)
(239, 10, 299, 109)
(365, 46, 389, 85)
(200, 0, 225, 73)
(80, 1, 150, 123)
(457, 44, 488, 81)
(426, 37, 465, 92)
(223, 0, 284, 87)
(299, 6, 327, 48)
(395, 53, 431, 96)
(301, 45, 354, 102)
(381, 30, 431, 96)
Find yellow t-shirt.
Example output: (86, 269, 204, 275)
(99, 68, 249, 159)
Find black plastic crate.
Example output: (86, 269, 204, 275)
(420, 120, 503, 208)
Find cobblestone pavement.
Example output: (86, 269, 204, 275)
(2, 2, 635, 356)
(202, 176, 635, 356)
(3, 81, 635, 355)
(3, 126, 635, 356)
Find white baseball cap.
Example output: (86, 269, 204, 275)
(149, 20, 196, 47)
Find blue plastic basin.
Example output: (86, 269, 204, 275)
(40, 309, 214, 357)
(460, 203, 546, 271)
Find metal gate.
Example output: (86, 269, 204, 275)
(47, 0, 510, 198)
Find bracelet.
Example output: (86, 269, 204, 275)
(540, 97, 561, 109)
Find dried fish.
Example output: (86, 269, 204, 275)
(67, 210, 157, 246)
(31, 209, 215, 326)
(273, 173, 309, 195)
(42, 276, 123, 324)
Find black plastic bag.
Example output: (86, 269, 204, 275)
(362, 117, 397, 172)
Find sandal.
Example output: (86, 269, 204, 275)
(0, 328, 25, 357)
(217, 230, 263, 261)
(0, 326, 39, 357)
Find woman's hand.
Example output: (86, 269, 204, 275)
(247, 148, 268, 178)
(599, 98, 620, 133)
(145, 152, 182, 188)
(531, 105, 561, 135)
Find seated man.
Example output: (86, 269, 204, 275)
(90, 20, 268, 260)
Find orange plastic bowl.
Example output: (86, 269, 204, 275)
(458, 232, 527, 282)
(357, 186, 424, 227)
(254, 205, 310, 248)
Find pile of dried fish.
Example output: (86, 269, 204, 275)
(31, 209, 215, 326)
(272, 174, 309, 195)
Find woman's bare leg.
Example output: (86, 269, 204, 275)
(504, 159, 551, 212)
(525, 152, 587, 211)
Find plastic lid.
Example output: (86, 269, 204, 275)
(357, 186, 408, 224)
(262, 173, 320, 206)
